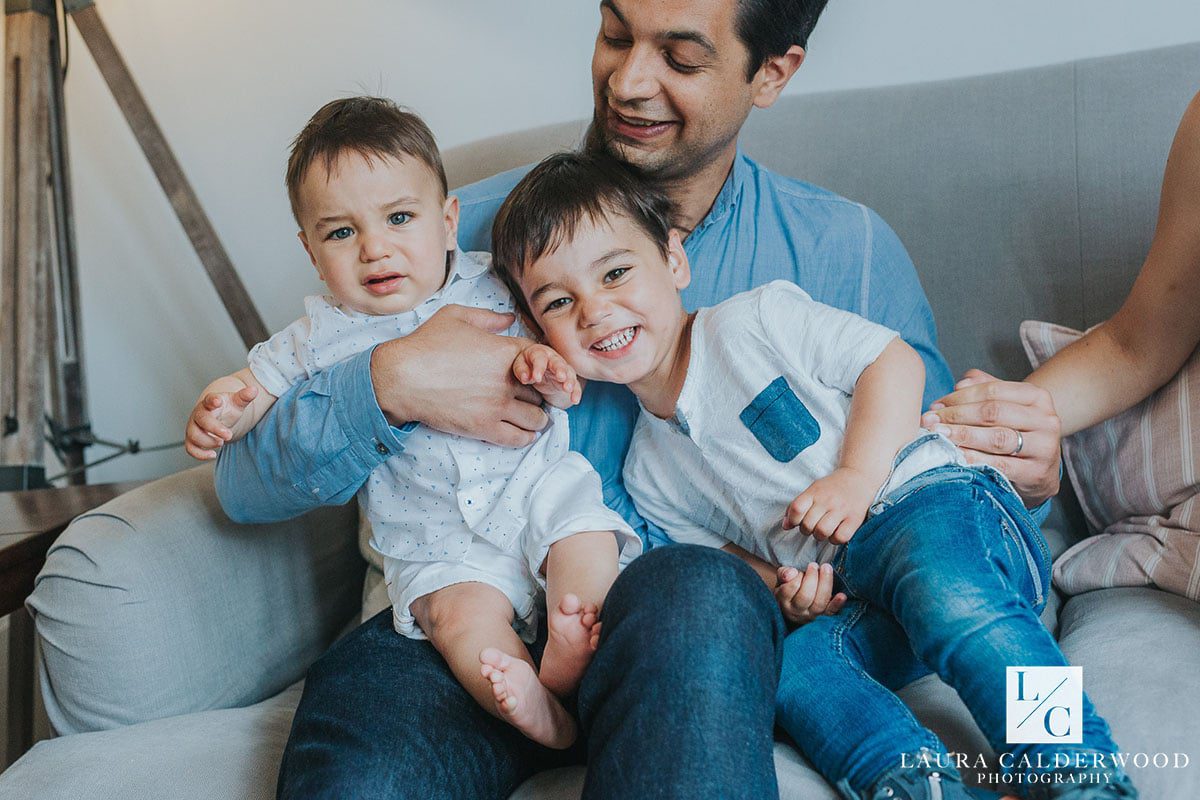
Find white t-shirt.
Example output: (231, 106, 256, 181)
(623, 280, 961, 569)
(249, 250, 637, 566)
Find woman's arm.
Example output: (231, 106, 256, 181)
(1027, 92, 1200, 435)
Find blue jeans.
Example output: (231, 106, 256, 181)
(276, 545, 786, 799)
(776, 464, 1123, 795)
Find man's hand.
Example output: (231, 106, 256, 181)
(921, 369, 1062, 507)
(371, 304, 549, 448)
(185, 386, 258, 460)
(783, 467, 877, 544)
(775, 563, 847, 627)
(513, 344, 582, 410)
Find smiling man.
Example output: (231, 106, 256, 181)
(216, 1, 1063, 798)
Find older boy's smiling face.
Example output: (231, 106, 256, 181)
(297, 151, 457, 316)
(521, 213, 690, 388)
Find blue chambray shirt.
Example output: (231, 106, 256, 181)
(216, 151, 1043, 543)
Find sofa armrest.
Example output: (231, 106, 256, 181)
(27, 464, 363, 736)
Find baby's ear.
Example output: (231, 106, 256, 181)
(443, 194, 461, 249)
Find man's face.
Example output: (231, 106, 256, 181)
(296, 151, 457, 316)
(590, 0, 759, 181)
(517, 213, 690, 388)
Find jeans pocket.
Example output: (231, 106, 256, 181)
(739, 376, 820, 463)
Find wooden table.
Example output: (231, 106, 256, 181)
(1, 481, 142, 764)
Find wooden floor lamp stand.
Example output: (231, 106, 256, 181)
(1, 0, 267, 491)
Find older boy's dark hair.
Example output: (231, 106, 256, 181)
(491, 151, 673, 319)
(285, 96, 447, 225)
(735, 0, 829, 80)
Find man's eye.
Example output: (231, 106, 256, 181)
(604, 267, 629, 282)
(665, 53, 700, 73)
(602, 34, 631, 48)
(388, 212, 412, 225)
(327, 227, 352, 241)
(544, 297, 571, 312)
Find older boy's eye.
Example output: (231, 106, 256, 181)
(604, 267, 629, 283)
(388, 212, 412, 226)
(544, 297, 571, 313)
(327, 227, 352, 241)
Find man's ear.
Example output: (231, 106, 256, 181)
(667, 229, 691, 290)
(444, 194, 461, 252)
(298, 230, 323, 278)
(751, 45, 805, 110)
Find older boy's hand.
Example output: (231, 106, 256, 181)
(775, 563, 847, 626)
(921, 369, 1062, 508)
(371, 304, 548, 448)
(783, 467, 877, 544)
(513, 344, 583, 410)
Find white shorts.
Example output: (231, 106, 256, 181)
(385, 537, 543, 643)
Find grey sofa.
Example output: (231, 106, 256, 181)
(3, 43, 1199, 799)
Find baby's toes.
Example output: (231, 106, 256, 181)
(558, 593, 582, 616)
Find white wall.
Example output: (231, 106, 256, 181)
(7, 0, 1200, 483)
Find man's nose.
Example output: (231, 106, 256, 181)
(608, 45, 657, 105)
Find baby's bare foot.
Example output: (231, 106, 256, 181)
(540, 593, 600, 697)
(479, 648, 576, 749)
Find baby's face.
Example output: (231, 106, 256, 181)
(297, 151, 457, 315)
(518, 213, 690, 386)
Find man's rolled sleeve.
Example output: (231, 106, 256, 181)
(215, 346, 415, 523)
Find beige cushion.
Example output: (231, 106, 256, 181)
(1020, 320, 1200, 600)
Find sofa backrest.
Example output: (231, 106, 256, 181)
(444, 42, 1200, 382)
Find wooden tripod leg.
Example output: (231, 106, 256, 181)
(1, 8, 53, 473)
(69, 4, 268, 348)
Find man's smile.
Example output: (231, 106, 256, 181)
(607, 107, 677, 141)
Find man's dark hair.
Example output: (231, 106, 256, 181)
(491, 151, 673, 321)
(734, 0, 829, 80)
(285, 96, 447, 225)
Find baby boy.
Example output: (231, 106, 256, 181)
(184, 98, 641, 749)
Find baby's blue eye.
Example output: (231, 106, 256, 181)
(388, 212, 412, 225)
(604, 267, 629, 282)
(327, 227, 352, 241)
(544, 297, 571, 312)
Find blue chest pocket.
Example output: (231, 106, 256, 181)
(739, 376, 820, 462)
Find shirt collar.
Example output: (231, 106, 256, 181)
(690, 148, 749, 236)
(411, 248, 487, 324)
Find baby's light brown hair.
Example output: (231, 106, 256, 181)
(285, 96, 447, 226)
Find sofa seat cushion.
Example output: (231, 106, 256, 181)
(1057, 587, 1200, 795)
(0, 684, 302, 800)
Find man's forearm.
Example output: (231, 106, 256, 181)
(214, 347, 411, 523)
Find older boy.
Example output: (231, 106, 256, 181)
(491, 151, 1134, 800)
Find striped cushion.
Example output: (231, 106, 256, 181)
(1020, 320, 1200, 600)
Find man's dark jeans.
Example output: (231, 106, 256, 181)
(276, 544, 786, 799)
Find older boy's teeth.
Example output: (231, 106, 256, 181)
(594, 327, 635, 352)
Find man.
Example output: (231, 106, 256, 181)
(217, 1, 1062, 797)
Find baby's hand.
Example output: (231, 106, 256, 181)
(783, 467, 878, 544)
(775, 562, 847, 626)
(513, 344, 582, 409)
(184, 386, 258, 460)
